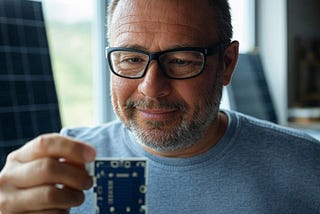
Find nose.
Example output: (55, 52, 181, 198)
(137, 61, 171, 99)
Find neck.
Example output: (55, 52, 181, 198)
(143, 111, 228, 158)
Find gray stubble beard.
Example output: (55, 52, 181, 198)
(112, 69, 224, 153)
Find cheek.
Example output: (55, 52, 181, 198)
(178, 74, 215, 102)
(173, 81, 207, 112)
(111, 77, 138, 111)
(176, 68, 221, 112)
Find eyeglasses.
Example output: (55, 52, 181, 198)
(106, 41, 230, 79)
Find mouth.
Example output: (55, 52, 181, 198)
(136, 107, 178, 120)
(125, 99, 186, 123)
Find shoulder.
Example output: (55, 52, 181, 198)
(60, 120, 127, 149)
(226, 110, 319, 145)
(224, 110, 320, 178)
(224, 110, 320, 164)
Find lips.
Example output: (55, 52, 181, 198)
(136, 108, 178, 120)
(126, 98, 186, 122)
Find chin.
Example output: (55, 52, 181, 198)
(127, 119, 202, 153)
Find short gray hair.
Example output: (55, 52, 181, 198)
(106, 0, 233, 42)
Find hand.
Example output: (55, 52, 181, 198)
(0, 133, 96, 214)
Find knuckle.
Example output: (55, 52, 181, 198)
(0, 194, 13, 213)
(36, 134, 51, 154)
(65, 143, 83, 160)
(0, 171, 8, 186)
(6, 151, 18, 162)
(0, 164, 14, 187)
(35, 133, 65, 155)
(36, 133, 58, 148)
(0, 195, 7, 212)
(42, 186, 58, 204)
(39, 159, 58, 179)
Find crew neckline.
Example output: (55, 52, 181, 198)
(122, 110, 240, 170)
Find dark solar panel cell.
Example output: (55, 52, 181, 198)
(21, 1, 36, 20)
(0, 112, 18, 141)
(32, 81, 49, 104)
(46, 83, 59, 103)
(0, 52, 8, 73)
(10, 52, 24, 74)
(41, 53, 52, 74)
(24, 25, 40, 47)
(0, 81, 12, 107)
(27, 52, 43, 74)
(14, 81, 30, 105)
(18, 111, 35, 139)
(2, 1, 17, 19)
(0, 25, 8, 46)
(50, 109, 62, 128)
(36, 26, 47, 47)
(6, 24, 21, 46)
(35, 110, 55, 134)
(33, 1, 44, 21)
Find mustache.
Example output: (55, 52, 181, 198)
(126, 99, 187, 111)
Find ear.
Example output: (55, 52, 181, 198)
(222, 41, 239, 86)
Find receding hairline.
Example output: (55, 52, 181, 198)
(106, 0, 232, 42)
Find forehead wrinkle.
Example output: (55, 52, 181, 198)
(113, 16, 201, 31)
(111, 0, 211, 33)
(111, 19, 205, 41)
(109, 0, 219, 48)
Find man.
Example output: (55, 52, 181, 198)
(0, 0, 319, 213)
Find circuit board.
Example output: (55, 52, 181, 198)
(86, 158, 148, 214)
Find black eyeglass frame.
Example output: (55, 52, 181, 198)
(106, 40, 231, 80)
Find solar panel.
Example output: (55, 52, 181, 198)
(0, 0, 61, 169)
(227, 53, 278, 123)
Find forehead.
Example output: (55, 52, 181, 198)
(109, 0, 219, 48)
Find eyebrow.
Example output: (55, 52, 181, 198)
(116, 43, 204, 52)
(118, 44, 148, 51)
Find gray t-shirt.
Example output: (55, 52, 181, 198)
(62, 110, 320, 214)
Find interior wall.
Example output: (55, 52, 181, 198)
(257, 0, 288, 125)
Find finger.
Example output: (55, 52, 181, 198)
(24, 209, 69, 214)
(3, 185, 84, 213)
(9, 133, 96, 164)
(4, 158, 93, 191)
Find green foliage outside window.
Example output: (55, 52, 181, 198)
(46, 21, 93, 127)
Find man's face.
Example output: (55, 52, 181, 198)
(109, 0, 227, 153)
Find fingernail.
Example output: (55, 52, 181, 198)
(85, 177, 93, 189)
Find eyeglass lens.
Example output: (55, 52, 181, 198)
(109, 50, 205, 78)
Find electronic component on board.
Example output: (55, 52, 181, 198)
(86, 158, 148, 214)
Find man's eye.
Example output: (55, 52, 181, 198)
(170, 59, 190, 65)
(129, 58, 142, 63)
(121, 57, 144, 63)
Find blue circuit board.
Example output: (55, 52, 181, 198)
(87, 158, 148, 214)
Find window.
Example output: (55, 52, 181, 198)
(42, 0, 94, 126)
(229, 0, 255, 52)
